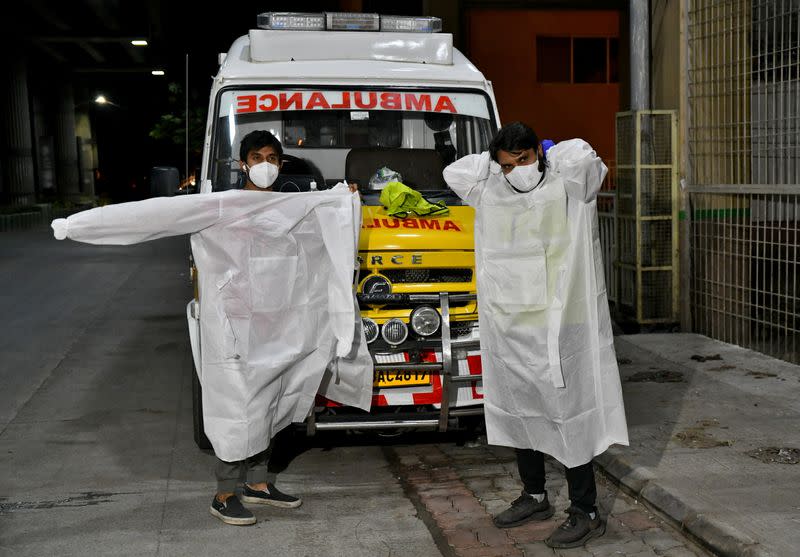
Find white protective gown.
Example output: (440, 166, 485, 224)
(443, 139, 629, 468)
(52, 189, 374, 462)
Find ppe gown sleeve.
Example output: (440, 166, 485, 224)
(547, 139, 608, 203)
(442, 151, 493, 207)
(51, 194, 223, 245)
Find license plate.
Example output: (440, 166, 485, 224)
(373, 370, 431, 388)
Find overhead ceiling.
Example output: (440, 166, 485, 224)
(18, 0, 168, 75)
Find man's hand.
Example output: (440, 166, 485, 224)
(332, 181, 359, 193)
(51, 219, 68, 240)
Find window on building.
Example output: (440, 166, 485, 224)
(536, 37, 571, 83)
(573, 38, 607, 83)
(609, 38, 620, 82)
(536, 36, 620, 84)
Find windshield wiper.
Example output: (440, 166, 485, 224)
(419, 191, 459, 199)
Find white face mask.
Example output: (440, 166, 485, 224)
(504, 163, 544, 193)
(244, 161, 279, 189)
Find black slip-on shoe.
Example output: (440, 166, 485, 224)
(545, 506, 605, 548)
(493, 491, 555, 528)
(241, 483, 302, 508)
(209, 495, 256, 526)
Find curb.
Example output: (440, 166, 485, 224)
(594, 449, 770, 557)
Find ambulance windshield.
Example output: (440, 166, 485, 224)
(209, 88, 496, 199)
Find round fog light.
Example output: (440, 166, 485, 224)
(410, 306, 441, 337)
(381, 318, 408, 345)
(362, 318, 379, 344)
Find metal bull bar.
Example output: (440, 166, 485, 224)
(306, 292, 482, 434)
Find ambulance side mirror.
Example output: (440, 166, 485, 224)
(150, 166, 180, 197)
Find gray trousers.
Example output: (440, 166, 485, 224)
(215, 446, 275, 492)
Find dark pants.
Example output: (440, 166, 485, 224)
(516, 449, 597, 515)
(215, 446, 274, 493)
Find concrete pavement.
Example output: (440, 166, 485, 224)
(389, 334, 799, 557)
(597, 334, 800, 557)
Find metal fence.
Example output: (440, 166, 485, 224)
(598, 160, 617, 305)
(615, 110, 680, 324)
(688, 187, 799, 362)
(687, 0, 800, 362)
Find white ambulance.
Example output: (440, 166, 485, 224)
(189, 12, 501, 447)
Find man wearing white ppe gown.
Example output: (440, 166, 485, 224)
(51, 130, 373, 526)
(443, 122, 628, 548)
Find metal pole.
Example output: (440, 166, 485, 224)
(680, 0, 693, 332)
(630, 0, 651, 110)
(185, 53, 189, 194)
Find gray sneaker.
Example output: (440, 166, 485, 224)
(493, 491, 555, 528)
(545, 506, 605, 548)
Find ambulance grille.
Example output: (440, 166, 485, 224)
(361, 268, 472, 284)
(451, 320, 478, 338)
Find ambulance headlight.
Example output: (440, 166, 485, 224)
(410, 306, 441, 337)
(257, 12, 325, 31)
(362, 318, 379, 344)
(381, 318, 408, 345)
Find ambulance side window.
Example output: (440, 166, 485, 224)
(455, 117, 492, 158)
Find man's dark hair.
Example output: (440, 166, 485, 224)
(489, 121, 546, 172)
(239, 130, 283, 161)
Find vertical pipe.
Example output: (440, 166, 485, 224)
(680, 0, 693, 331)
(185, 53, 189, 194)
(630, 0, 650, 110)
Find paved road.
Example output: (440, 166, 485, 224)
(0, 228, 711, 557)
(0, 230, 440, 557)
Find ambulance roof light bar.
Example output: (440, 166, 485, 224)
(256, 12, 442, 34)
(326, 12, 379, 32)
(380, 16, 442, 33)
(256, 12, 325, 31)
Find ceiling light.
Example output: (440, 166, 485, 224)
(94, 95, 108, 104)
(131, 40, 148, 46)
(151, 70, 165, 76)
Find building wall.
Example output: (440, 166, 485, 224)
(465, 9, 621, 163)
